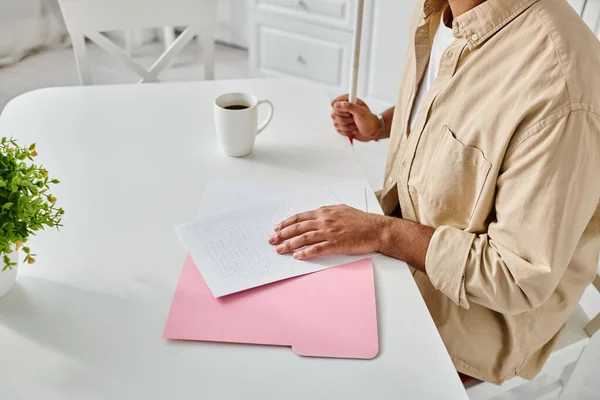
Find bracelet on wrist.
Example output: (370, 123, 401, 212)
(377, 114, 385, 139)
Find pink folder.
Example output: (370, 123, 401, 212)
(164, 255, 379, 359)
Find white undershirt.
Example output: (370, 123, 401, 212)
(409, 15, 455, 131)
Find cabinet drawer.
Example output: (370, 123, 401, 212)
(258, 26, 345, 86)
(257, 0, 354, 30)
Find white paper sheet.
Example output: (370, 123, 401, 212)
(177, 189, 371, 297)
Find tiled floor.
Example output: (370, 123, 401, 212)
(0, 40, 599, 400)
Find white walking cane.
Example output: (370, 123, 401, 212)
(348, 0, 365, 143)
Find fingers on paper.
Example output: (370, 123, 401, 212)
(268, 221, 320, 245)
(274, 210, 317, 232)
(293, 242, 336, 260)
(275, 231, 325, 254)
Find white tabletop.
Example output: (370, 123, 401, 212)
(0, 78, 467, 400)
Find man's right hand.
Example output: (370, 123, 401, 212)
(330, 94, 381, 142)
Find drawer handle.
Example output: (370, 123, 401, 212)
(296, 54, 306, 64)
(296, 0, 308, 9)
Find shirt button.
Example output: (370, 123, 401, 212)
(387, 176, 393, 185)
(471, 34, 478, 41)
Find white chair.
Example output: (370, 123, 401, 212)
(163, 27, 177, 49)
(58, 0, 218, 85)
(466, 270, 600, 399)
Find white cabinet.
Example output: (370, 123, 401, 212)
(259, 26, 347, 86)
(249, 0, 368, 99)
(216, 0, 249, 48)
(256, 0, 358, 29)
(250, 13, 356, 90)
(249, 0, 414, 111)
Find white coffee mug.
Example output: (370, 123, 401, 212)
(214, 92, 274, 157)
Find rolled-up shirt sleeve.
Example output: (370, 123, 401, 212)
(425, 110, 600, 314)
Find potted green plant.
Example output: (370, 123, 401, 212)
(0, 137, 64, 298)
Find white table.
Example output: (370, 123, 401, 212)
(0, 78, 467, 400)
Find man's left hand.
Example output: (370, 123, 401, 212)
(268, 205, 385, 260)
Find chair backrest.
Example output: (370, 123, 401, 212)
(58, 0, 218, 85)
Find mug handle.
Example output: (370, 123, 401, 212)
(256, 100, 274, 135)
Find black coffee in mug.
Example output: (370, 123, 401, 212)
(224, 104, 249, 110)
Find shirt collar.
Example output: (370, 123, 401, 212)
(423, 0, 541, 49)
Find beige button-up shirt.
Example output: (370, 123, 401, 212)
(380, 0, 600, 384)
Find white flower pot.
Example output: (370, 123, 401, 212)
(0, 249, 19, 298)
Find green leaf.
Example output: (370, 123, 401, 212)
(23, 247, 30, 254)
(0, 140, 64, 270)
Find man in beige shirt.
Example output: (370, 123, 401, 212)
(269, 0, 600, 385)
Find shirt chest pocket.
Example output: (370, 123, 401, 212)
(410, 126, 491, 229)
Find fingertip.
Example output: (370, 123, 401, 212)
(332, 94, 349, 103)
